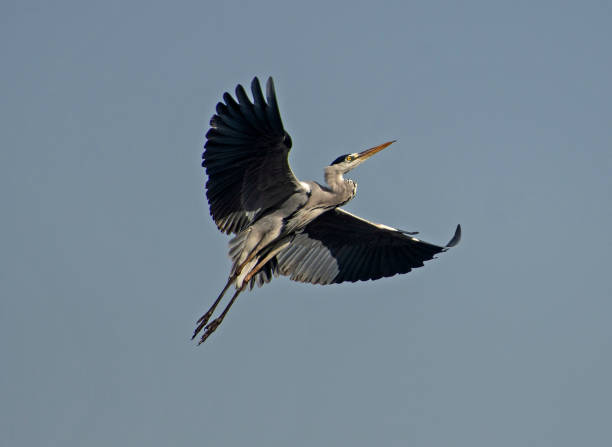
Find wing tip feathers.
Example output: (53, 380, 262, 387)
(446, 224, 461, 248)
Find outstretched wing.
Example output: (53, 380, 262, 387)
(203, 77, 304, 234)
(276, 208, 461, 285)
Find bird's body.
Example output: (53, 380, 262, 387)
(193, 77, 460, 344)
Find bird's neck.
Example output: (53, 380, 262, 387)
(324, 167, 356, 206)
(324, 167, 343, 191)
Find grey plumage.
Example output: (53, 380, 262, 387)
(194, 76, 461, 344)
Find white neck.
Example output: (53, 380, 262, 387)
(324, 166, 346, 193)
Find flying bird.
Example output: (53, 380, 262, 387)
(193, 77, 460, 344)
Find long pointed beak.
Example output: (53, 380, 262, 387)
(356, 140, 396, 161)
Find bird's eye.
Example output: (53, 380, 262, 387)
(346, 155, 354, 162)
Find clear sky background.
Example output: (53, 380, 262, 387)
(2, 1, 611, 446)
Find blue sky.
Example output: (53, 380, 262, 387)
(2, 1, 611, 445)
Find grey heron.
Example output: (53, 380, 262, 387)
(193, 77, 461, 344)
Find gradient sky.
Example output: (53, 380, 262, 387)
(2, 1, 612, 446)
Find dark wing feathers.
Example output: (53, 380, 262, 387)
(265, 78, 285, 131)
(277, 208, 461, 285)
(203, 77, 302, 234)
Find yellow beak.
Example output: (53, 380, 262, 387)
(356, 140, 396, 161)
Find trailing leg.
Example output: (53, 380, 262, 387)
(191, 277, 233, 340)
(197, 286, 245, 344)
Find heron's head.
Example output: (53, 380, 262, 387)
(329, 140, 396, 174)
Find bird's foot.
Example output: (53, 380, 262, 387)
(197, 317, 223, 345)
(191, 310, 215, 340)
(196, 308, 215, 327)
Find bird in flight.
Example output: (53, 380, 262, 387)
(193, 77, 460, 344)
